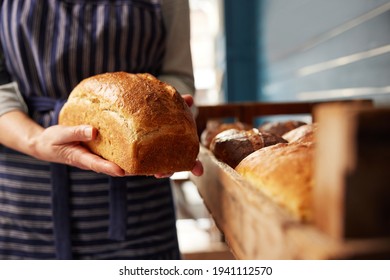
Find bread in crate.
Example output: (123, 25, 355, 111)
(200, 121, 252, 148)
(258, 120, 307, 137)
(209, 128, 287, 168)
(235, 141, 315, 221)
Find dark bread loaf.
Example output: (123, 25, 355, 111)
(59, 72, 199, 175)
(201, 121, 251, 148)
(209, 128, 287, 168)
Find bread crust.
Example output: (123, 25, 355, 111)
(282, 123, 317, 144)
(235, 142, 314, 221)
(59, 72, 199, 175)
(258, 120, 307, 137)
(200, 121, 252, 148)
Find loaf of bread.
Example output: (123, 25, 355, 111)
(209, 128, 287, 168)
(59, 72, 199, 175)
(258, 120, 307, 137)
(201, 121, 251, 148)
(235, 141, 314, 221)
(282, 123, 317, 143)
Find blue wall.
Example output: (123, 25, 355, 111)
(223, 0, 390, 105)
(223, 0, 262, 102)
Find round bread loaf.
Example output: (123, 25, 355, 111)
(200, 121, 251, 148)
(59, 72, 199, 175)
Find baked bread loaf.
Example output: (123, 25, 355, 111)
(235, 142, 314, 221)
(282, 123, 317, 143)
(59, 72, 199, 175)
(201, 121, 251, 148)
(258, 120, 307, 137)
(209, 128, 287, 168)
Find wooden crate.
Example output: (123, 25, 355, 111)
(190, 100, 390, 259)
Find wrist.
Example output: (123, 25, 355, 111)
(26, 126, 44, 159)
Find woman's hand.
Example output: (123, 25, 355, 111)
(181, 94, 194, 108)
(31, 124, 125, 177)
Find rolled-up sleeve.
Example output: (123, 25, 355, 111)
(0, 47, 28, 117)
(0, 82, 28, 117)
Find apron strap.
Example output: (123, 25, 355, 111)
(50, 162, 72, 259)
(108, 177, 128, 240)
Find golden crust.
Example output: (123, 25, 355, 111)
(59, 72, 199, 175)
(235, 142, 314, 221)
(282, 123, 317, 144)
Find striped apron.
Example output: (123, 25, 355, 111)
(0, 0, 181, 259)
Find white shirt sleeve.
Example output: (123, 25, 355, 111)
(159, 0, 195, 96)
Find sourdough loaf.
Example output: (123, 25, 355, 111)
(282, 123, 317, 143)
(59, 72, 199, 175)
(235, 141, 314, 221)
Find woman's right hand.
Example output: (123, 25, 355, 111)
(31, 124, 125, 177)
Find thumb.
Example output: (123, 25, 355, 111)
(182, 94, 194, 107)
(52, 125, 96, 144)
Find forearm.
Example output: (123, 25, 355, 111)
(0, 110, 43, 157)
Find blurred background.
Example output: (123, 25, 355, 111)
(175, 0, 390, 259)
(191, 0, 390, 106)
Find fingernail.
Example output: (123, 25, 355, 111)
(83, 126, 93, 139)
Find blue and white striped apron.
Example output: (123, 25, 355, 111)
(0, 0, 181, 259)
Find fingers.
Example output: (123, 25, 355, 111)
(154, 160, 203, 179)
(34, 125, 124, 177)
(51, 125, 96, 144)
(154, 173, 173, 179)
(191, 160, 204, 177)
(182, 94, 194, 107)
(64, 145, 125, 177)
(77, 153, 125, 177)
